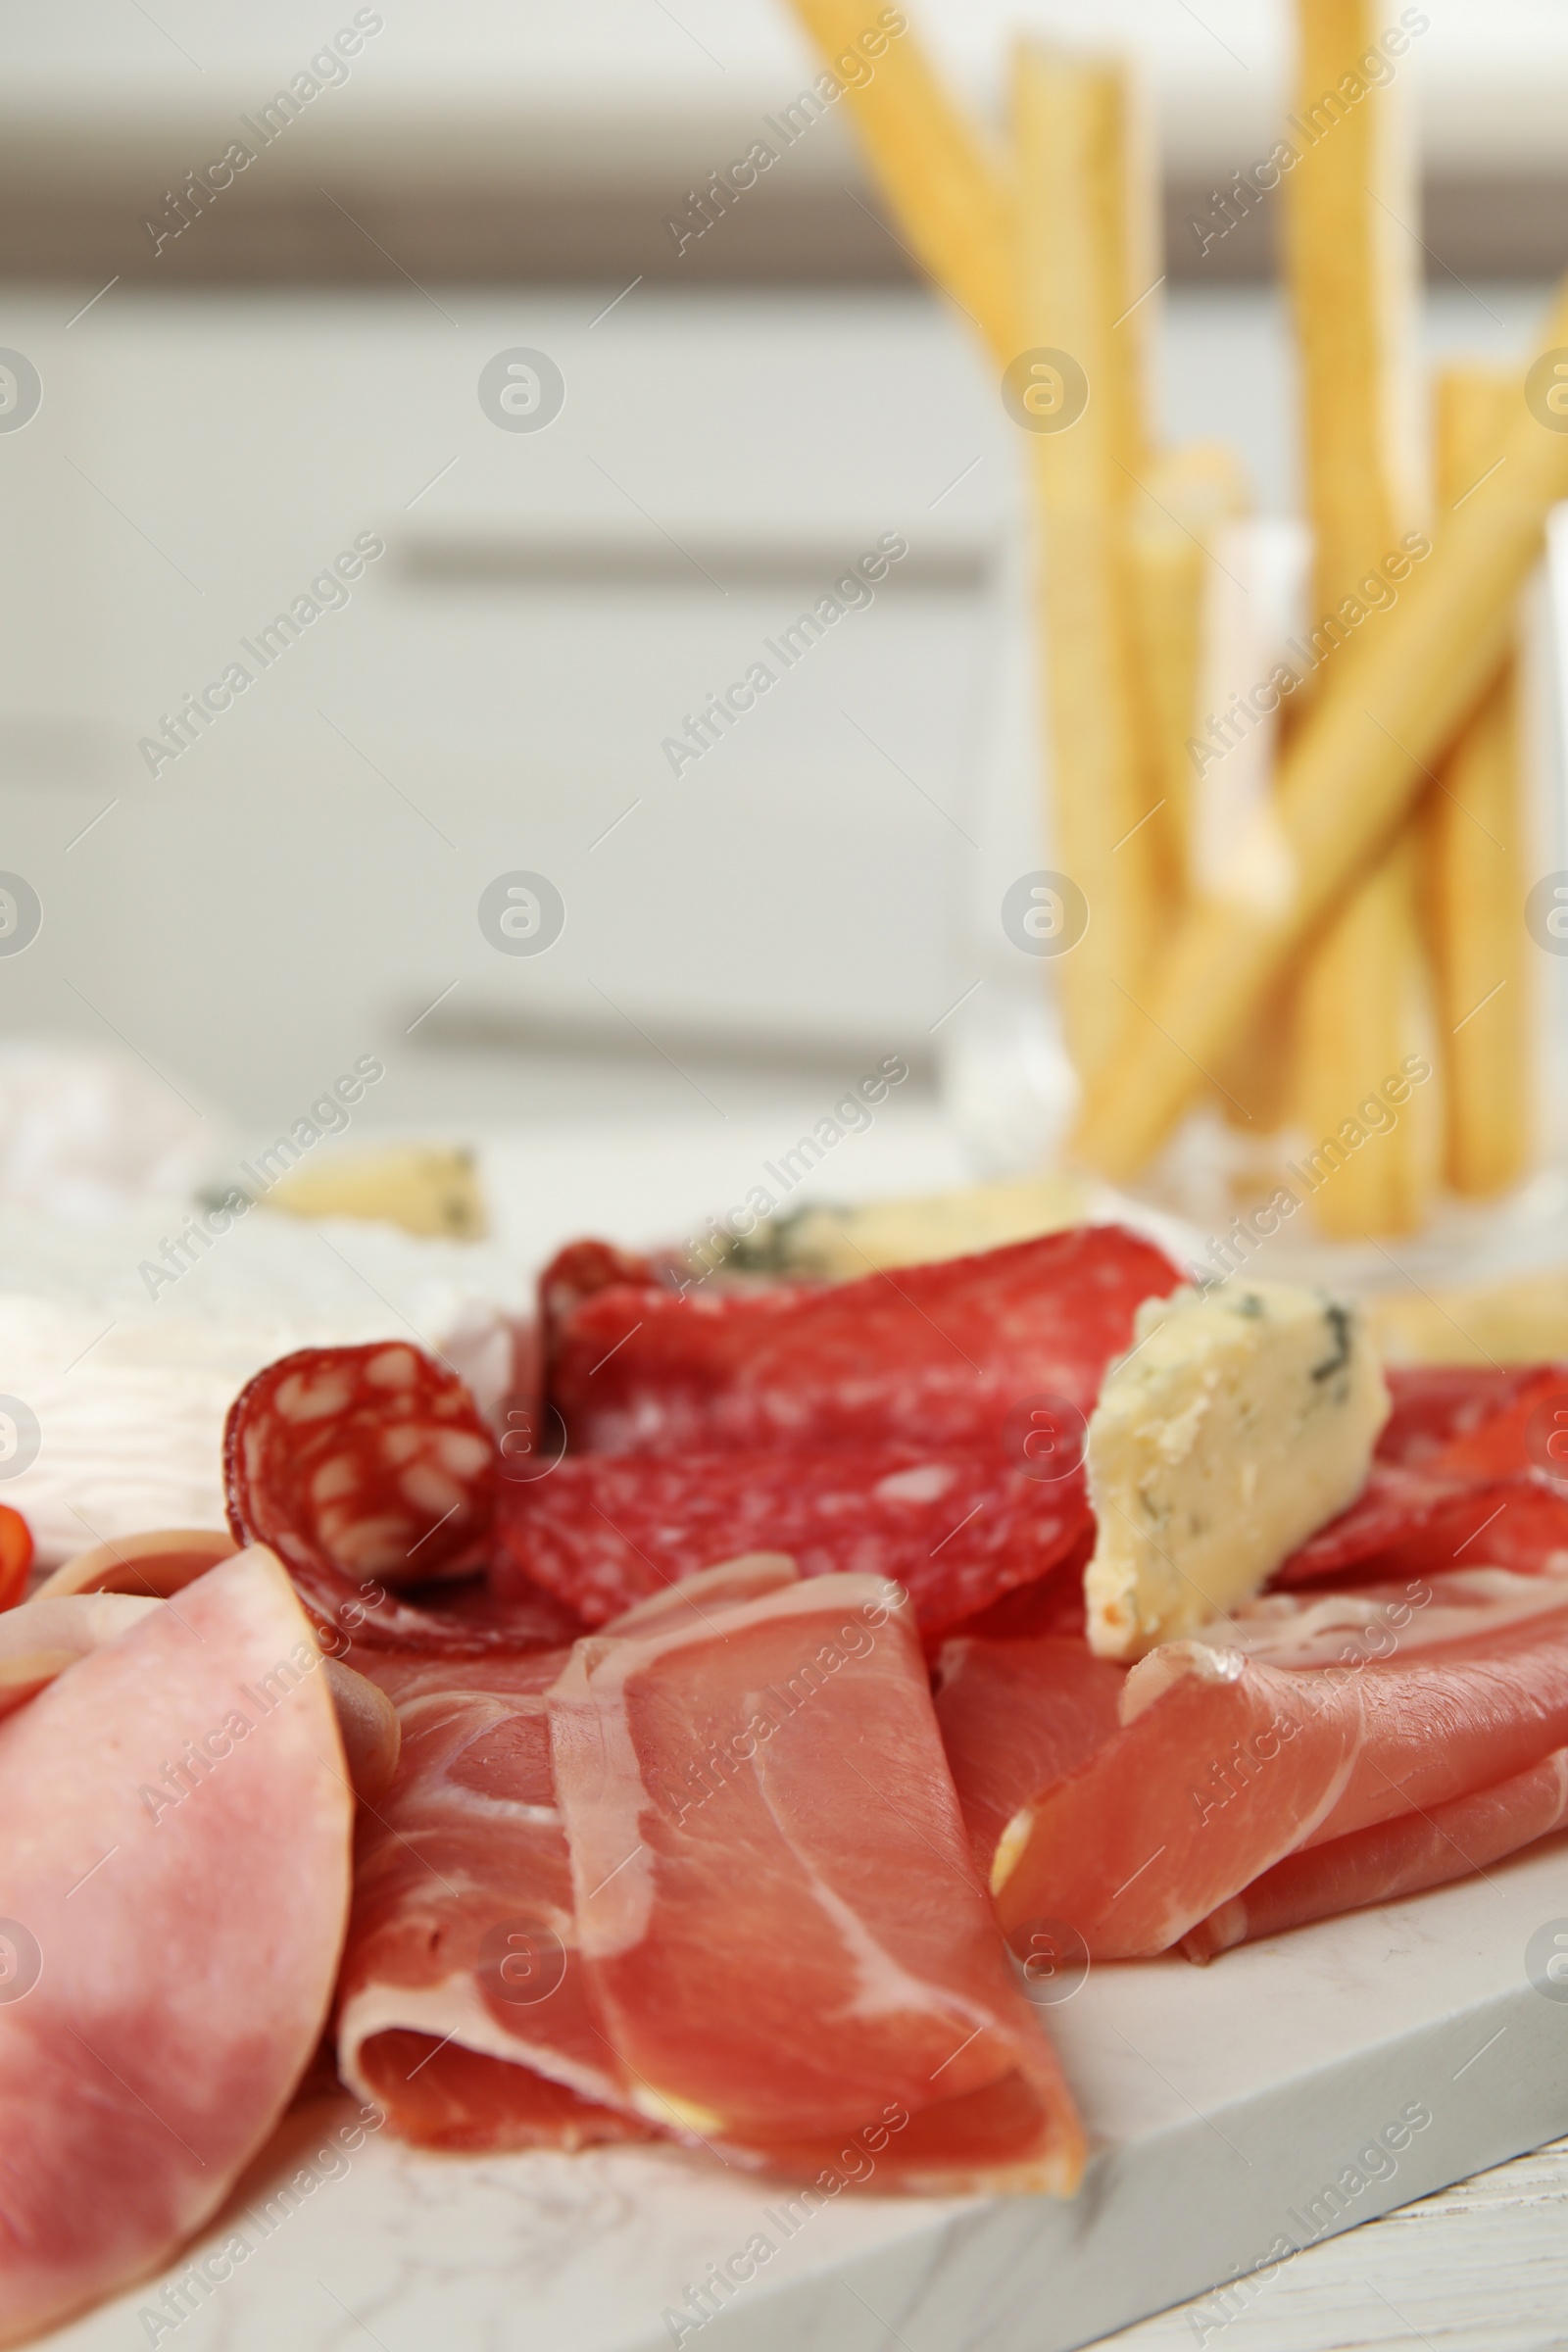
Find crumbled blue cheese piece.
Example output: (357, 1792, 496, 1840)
(1084, 1281, 1390, 1660)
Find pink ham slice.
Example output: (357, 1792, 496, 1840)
(0, 1547, 351, 2345)
(992, 1589, 1568, 1959)
(0, 1590, 161, 1721)
(334, 1558, 798, 2150)
(549, 1571, 1085, 2192)
(1181, 1744, 1568, 1961)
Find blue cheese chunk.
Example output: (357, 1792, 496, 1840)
(1084, 1281, 1390, 1660)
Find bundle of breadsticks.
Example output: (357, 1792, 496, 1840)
(790, 0, 1565, 1239)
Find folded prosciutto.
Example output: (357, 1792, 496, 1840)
(933, 1635, 1125, 1878)
(550, 1570, 1085, 2192)
(988, 1581, 1568, 1958)
(0, 1549, 351, 2345)
(334, 1558, 797, 2150)
(335, 1644, 647, 2151)
(1182, 1743, 1568, 1960)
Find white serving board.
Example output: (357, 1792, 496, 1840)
(24, 1107, 1568, 2347)
(48, 1839, 1568, 2352)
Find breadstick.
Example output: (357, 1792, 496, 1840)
(1426, 367, 1528, 1196)
(1294, 836, 1440, 1228)
(1014, 43, 1160, 1080)
(1071, 269, 1568, 1179)
(1124, 445, 1250, 907)
(1284, 0, 1438, 1236)
(785, 0, 1017, 364)
(1368, 1268, 1568, 1365)
(1191, 513, 1303, 1133)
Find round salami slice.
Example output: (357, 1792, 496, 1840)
(224, 1342, 499, 1589)
(224, 1343, 582, 1658)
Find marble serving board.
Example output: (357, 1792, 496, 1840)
(48, 1839, 1568, 2352)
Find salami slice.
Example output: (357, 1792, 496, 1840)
(225, 1342, 498, 1586)
(1377, 1365, 1552, 1466)
(223, 1343, 582, 1658)
(1275, 1464, 1568, 1586)
(1276, 1366, 1568, 1588)
(1424, 1364, 1568, 1478)
(545, 1224, 1181, 1456)
(495, 1445, 1091, 1636)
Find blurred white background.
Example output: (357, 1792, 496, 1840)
(1, 0, 1565, 1145)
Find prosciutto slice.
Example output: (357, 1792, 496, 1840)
(550, 1571, 1085, 2191)
(0, 1548, 351, 2345)
(1181, 1744, 1568, 1961)
(546, 1225, 1179, 1455)
(991, 1589, 1568, 1958)
(334, 1559, 798, 2151)
(933, 1635, 1125, 1879)
(335, 1645, 646, 2150)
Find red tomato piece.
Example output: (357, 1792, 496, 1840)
(0, 1504, 33, 1611)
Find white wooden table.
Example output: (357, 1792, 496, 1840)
(1098, 2137, 1568, 2350)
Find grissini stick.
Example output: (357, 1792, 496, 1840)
(1427, 367, 1529, 1197)
(1285, 0, 1439, 1237)
(1196, 514, 1308, 1137)
(1124, 443, 1250, 911)
(1015, 42, 1160, 1080)
(1072, 270, 1568, 1179)
(785, 0, 1018, 365)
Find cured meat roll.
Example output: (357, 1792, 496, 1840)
(225, 1342, 498, 1587)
